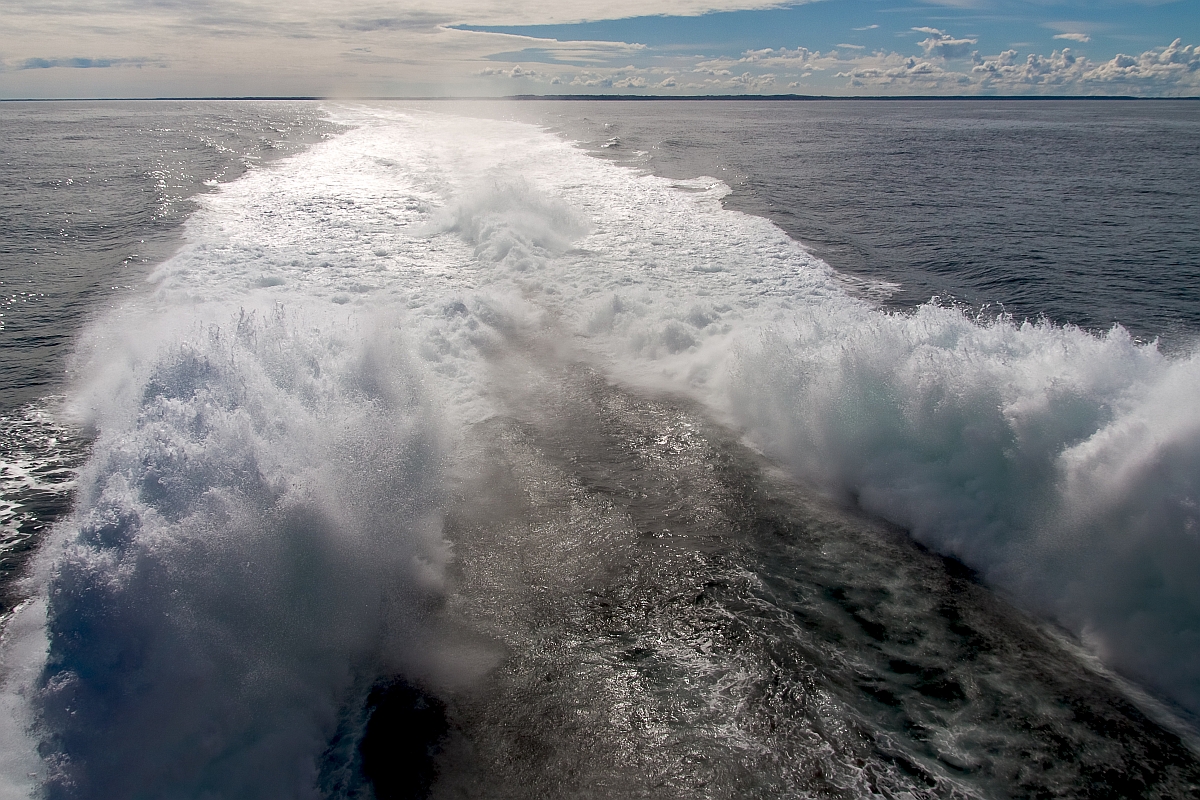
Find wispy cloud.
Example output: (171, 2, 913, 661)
(0, 0, 808, 30)
(1053, 33, 1091, 43)
(913, 27, 978, 59)
(0, 0, 808, 95)
(338, 13, 450, 33)
(484, 40, 647, 66)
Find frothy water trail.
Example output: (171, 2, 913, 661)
(25, 308, 447, 798)
(1, 103, 1199, 797)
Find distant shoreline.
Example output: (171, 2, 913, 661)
(2, 94, 1198, 102)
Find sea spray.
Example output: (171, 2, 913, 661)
(32, 306, 446, 798)
(728, 303, 1200, 713)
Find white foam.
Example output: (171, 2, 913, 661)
(730, 304, 1200, 707)
(30, 303, 448, 797)
(0, 403, 80, 549)
(0, 600, 47, 800)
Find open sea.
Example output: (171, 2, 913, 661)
(1, 99, 1199, 799)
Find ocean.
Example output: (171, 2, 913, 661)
(1, 99, 1199, 799)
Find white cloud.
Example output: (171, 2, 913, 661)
(0, 0, 1194, 99)
(543, 60, 780, 93)
(1053, 33, 1091, 43)
(484, 40, 647, 65)
(477, 64, 543, 79)
(477, 36, 1200, 96)
(913, 27, 978, 59)
(458, 37, 1200, 97)
(1044, 20, 1105, 37)
(837, 53, 973, 89)
(1, 0, 802, 30)
(0, 0, 804, 96)
(853, 24, 879, 31)
(699, 46, 821, 68)
(729, 70, 776, 90)
(566, 65, 667, 90)
(614, 38, 1195, 96)
(966, 39, 1200, 92)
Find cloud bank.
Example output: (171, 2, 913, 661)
(485, 37, 1200, 96)
(487, 34, 1197, 97)
(0, 0, 1196, 102)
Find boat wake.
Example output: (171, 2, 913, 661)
(1, 103, 1198, 798)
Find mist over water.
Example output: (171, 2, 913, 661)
(1, 102, 1200, 798)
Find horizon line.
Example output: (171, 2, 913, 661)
(2, 93, 1199, 102)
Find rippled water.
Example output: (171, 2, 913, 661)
(0, 100, 338, 411)
(419, 357, 1200, 798)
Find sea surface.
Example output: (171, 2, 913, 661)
(1, 99, 1199, 799)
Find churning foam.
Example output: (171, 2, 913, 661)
(2, 103, 1199, 796)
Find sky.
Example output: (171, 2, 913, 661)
(1, 0, 1198, 98)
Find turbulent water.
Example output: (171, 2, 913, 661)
(1, 100, 1199, 799)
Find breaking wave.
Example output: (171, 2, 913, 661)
(32, 305, 445, 798)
